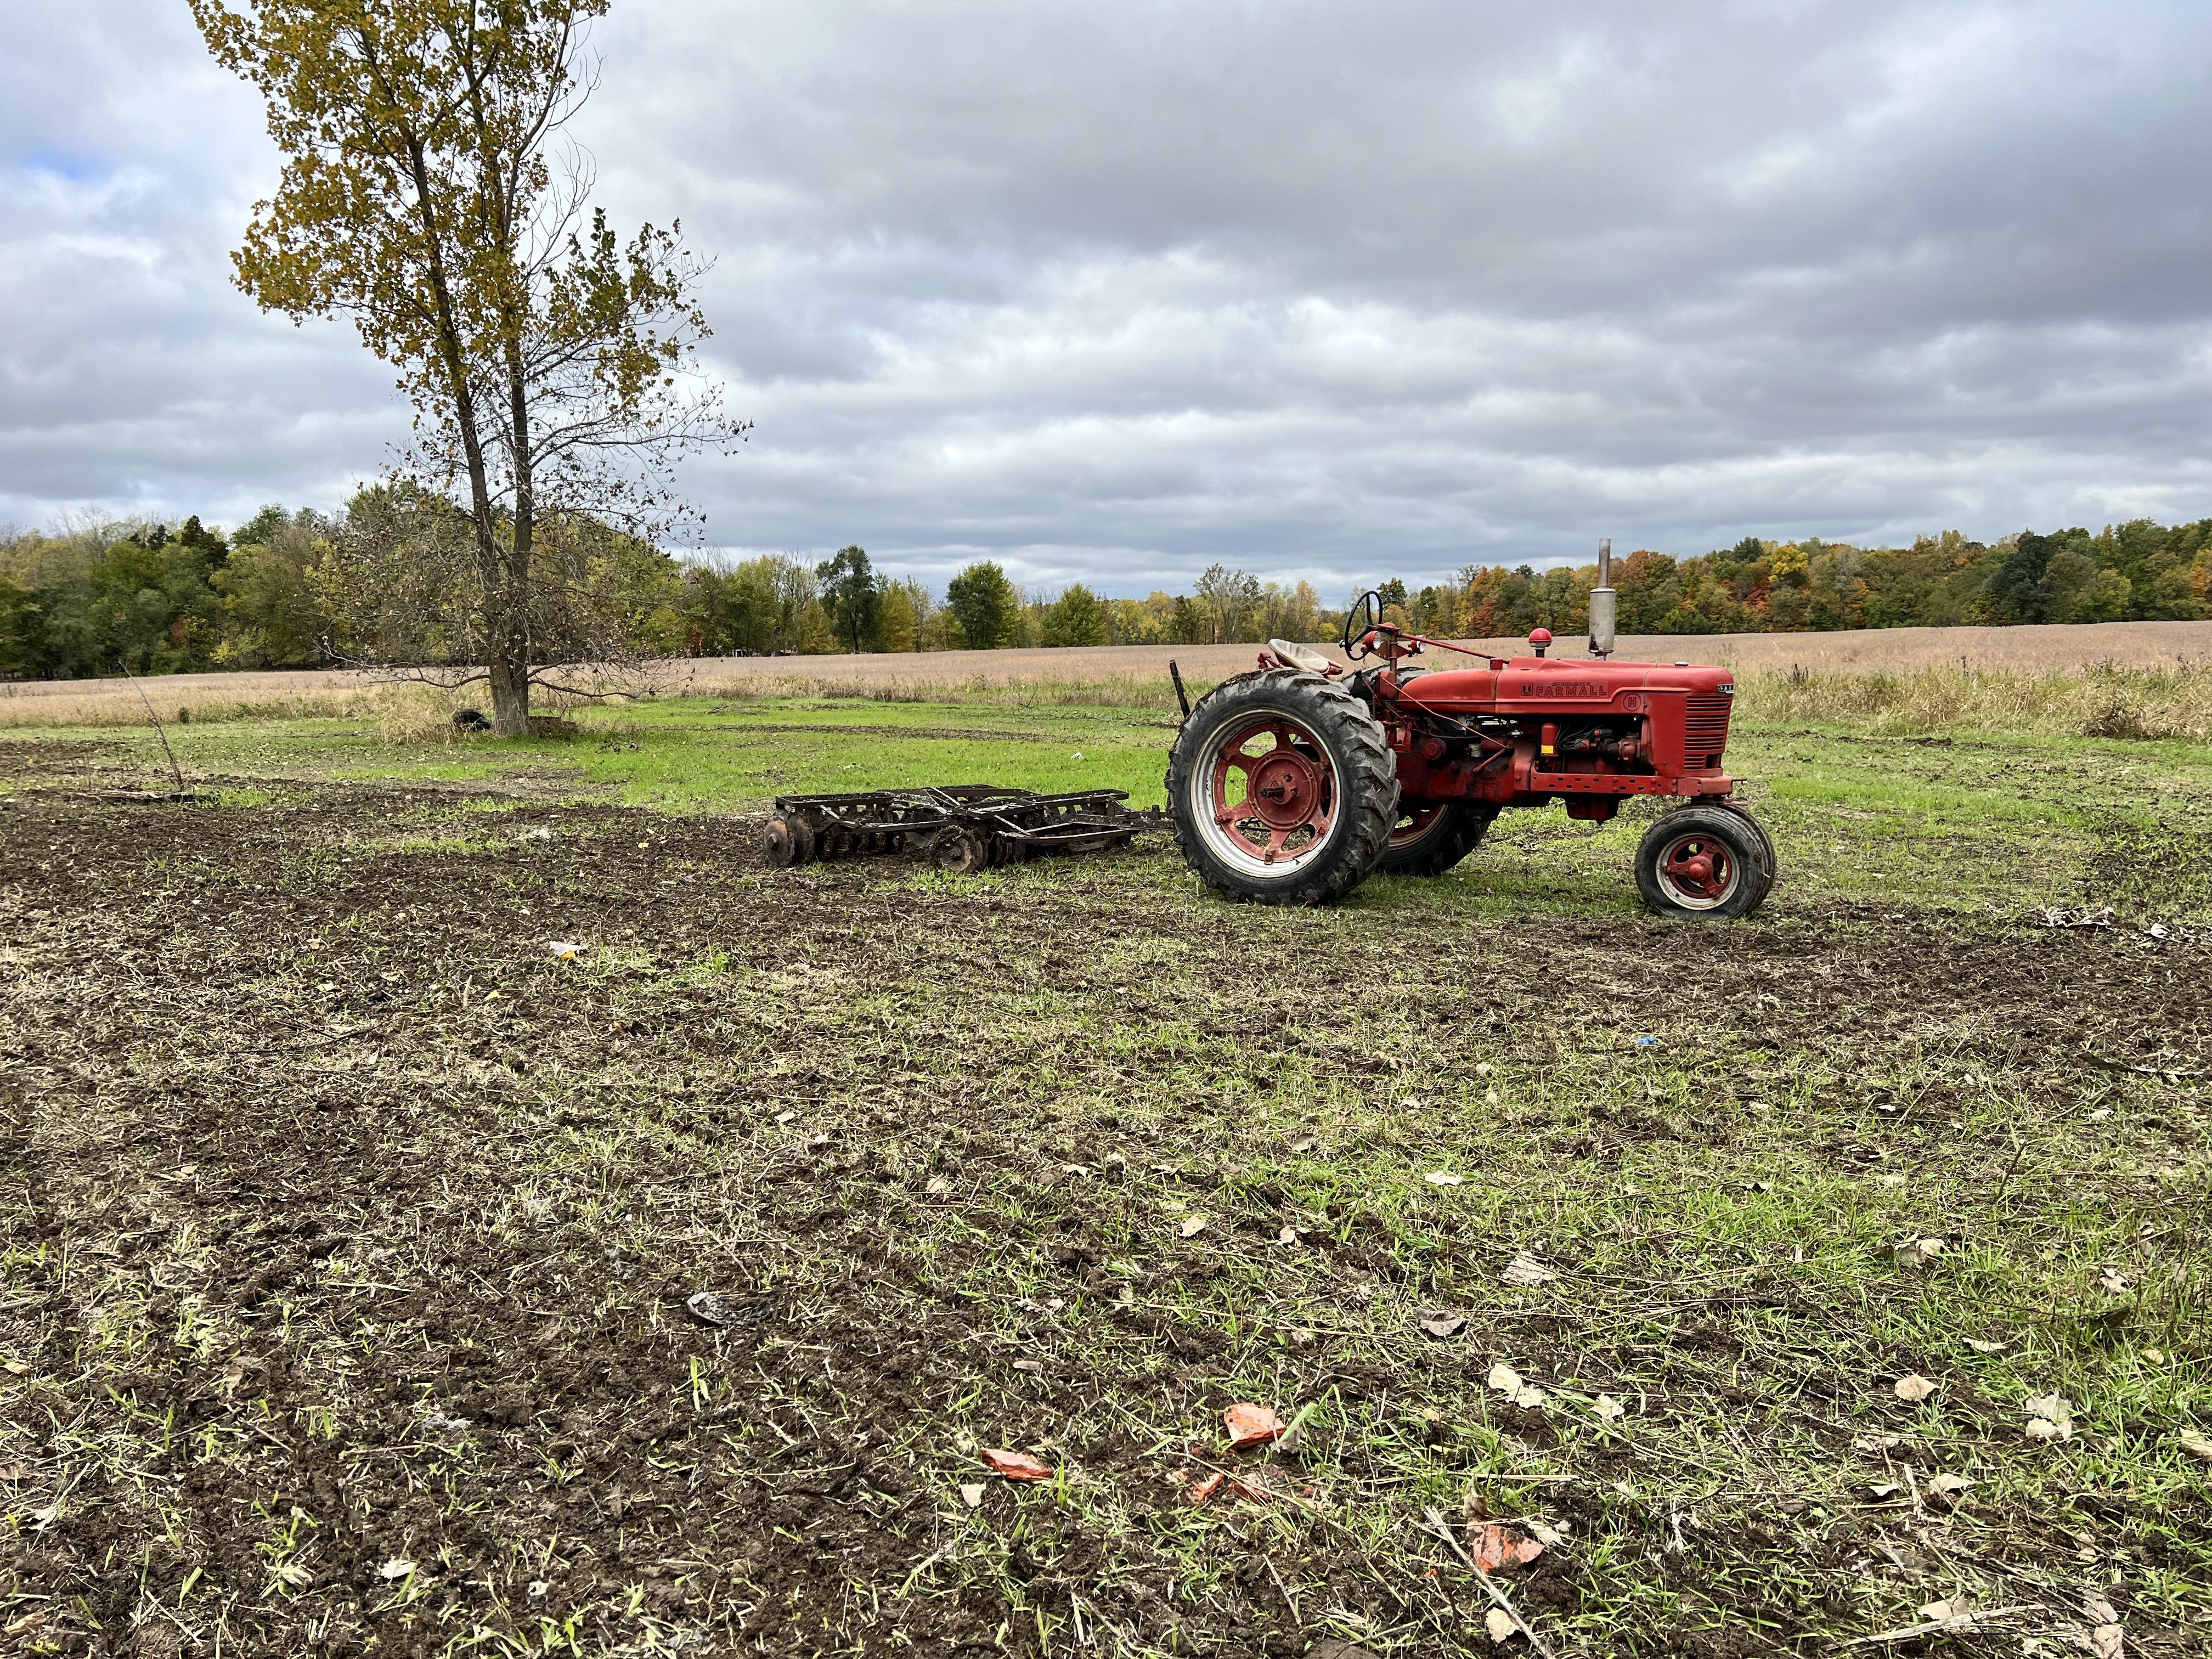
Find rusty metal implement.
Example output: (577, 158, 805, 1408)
(762, 786, 1160, 874)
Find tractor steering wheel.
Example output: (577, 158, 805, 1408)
(1342, 589, 1383, 660)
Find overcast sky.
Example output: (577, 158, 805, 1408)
(4, 1, 2209, 595)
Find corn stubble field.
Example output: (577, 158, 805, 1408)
(2, 625, 2209, 1658)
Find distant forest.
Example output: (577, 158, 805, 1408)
(2, 500, 2207, 680)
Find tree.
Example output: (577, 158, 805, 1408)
(1196, 564, 1262, 642)
(315, 484, 686, 680)
(816, 545, 878, 652)
(191, 0, 739, 733)
(945, 561, 1018, 649)
(1041, 583, 1106, 646)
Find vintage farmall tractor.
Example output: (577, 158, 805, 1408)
(1164, 546, 1775, 917)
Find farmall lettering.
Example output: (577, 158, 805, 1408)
(1164, 572, 1776, 918)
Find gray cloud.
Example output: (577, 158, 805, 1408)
(4, 1, 2209, 594)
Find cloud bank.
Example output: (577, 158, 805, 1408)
(4, 0, 2209, 594)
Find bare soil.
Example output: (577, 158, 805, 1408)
(3, 743, 2207, 1655)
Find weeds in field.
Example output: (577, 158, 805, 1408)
(1742, 662, 2212, 740)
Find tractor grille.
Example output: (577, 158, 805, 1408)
(1684, 695, 1732, 768)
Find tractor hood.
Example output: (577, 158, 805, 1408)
(1399, 655, 1736, 713)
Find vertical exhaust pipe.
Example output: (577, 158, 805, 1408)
(1588, 537, 1616, 659)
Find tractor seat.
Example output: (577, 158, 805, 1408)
(1268, 639, 1334, 674)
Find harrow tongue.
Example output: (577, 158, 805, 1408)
(763, 786, 1160, 873)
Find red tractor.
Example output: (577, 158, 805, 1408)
(1164, 560, 1774, 918)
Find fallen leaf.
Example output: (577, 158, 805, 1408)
(1187, 1470, 1227, 1503)
(1289, 1138, 1317, 1154)
(979, 1448, 1052, 1482)
(1178, 1215, 1208, 1238)
(270, 1559, 313, 1587)
(376, 1558, 416, 1581)
(1965, 1338, 2010, 1354)
(1485, 1606, 1516, 1642)
(1470, 1523, 1544, 1572)
(2176, 1430, 2212, 1462)
(1224, 1402, 1285, 1449)
(1894, 1373, 1940, 1403)
(958, 1483, 985, 1509)
(1417, 1310, 1466, 1339)
(683, 1290, 769, 1328)
(2, 1360, 28, 1376)
(2025, 1417, 2072, 1443)
(1593, 1393, 1626, 1421)
(1424, 1171, 1465, 1187)
(1486, 1361, 1545, 1409)
(1502, 1252, 1558, 1287)
(1854, 1434, 1902, 1453)
(2142, 1348, 2163, 1363)
(1525, 1518, 1568, 1547)
(2024, 1392, 2074, 1434)
(1894, 1235, 1946, 1268)
(2097, 1268, 2131, 1296)
(1274, 1225, 1299, 1246)
(925, 1176, 951, 1196)
(2088, 1623, 2124, 1659)
(1927, 1472, 1974, 1499)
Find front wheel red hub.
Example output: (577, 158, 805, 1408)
(1192, 714, 1339, 875)
(1652, 831, 1740, 910)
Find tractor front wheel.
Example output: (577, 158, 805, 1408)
(1165, 669, 1398, 905)
(1634, 804, 1773, 921)
(1377, 801, 1499, 878)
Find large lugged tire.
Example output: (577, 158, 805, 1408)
(1634, 804, 1773, 920)
(1165, 669, 1398, 905)
(1376, 802, 1499, 877)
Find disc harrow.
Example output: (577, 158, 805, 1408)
(762, 786, 1159, 873)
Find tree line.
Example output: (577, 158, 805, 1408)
(6, 509, 2209, 682)
(0, 498, 1323, 679)
(1398, 522, 2212, 641)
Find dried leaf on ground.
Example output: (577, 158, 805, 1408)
(1418, 1309, 1467, 1339)
(1223, 1402, 1285, 1449)
(924, 1176, 951, 1196)
(1485, 1606, 1516, 1642)
(1894, 1373, 1940, 1402)
(1894, 1235, 1946, 1268)
(979, 1448, 1052, 1482)
(269, 1559, 313, 1586)
(2024, 1392, 2075, 1443)
(1187, 1470, 1227, 1503)
(1926, 1472, 1975, 1499)
(2097, 1267, 2131, 1296)
(376, 1558, 416, 1580)
(1593, 1393, 1626, 1421)
(1273, 1225, 1299, 1246)
(2177, 1430, 2212, 1462)
(1470, 1523, 1544, 1572)
(2086, 1622, 2124, 1658)
(1965, 1338, 2010, 1353)
(958, 1483, 984, 1509)
(1502, 1251, 1557, 1286)
(1424, 1171, 1465, 1187)
(1178, 1215, 1208, 1238)
(1486, 1361, 1545, 1409)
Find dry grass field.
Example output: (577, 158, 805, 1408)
(8, 619, 2212, 731)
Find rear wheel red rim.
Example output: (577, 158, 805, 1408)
(1654, 831, 1740, 910)
(1194, 713, 1339, 876)
(1390, 804, 1445, 846)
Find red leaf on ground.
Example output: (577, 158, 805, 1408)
(1187, 1471, 1227, 1503)
(979, 1448, 1052, 1482)
(1224, 1402, 1285, 1449)
(1471, 1523, 1545, 1572)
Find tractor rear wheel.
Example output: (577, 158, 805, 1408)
(1377, 801, 1499, 877)
(1166, 669, 1397, 906)
(1634, 804, 1772, 920)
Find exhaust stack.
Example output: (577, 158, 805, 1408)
(1588, 537, 1616, 659)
